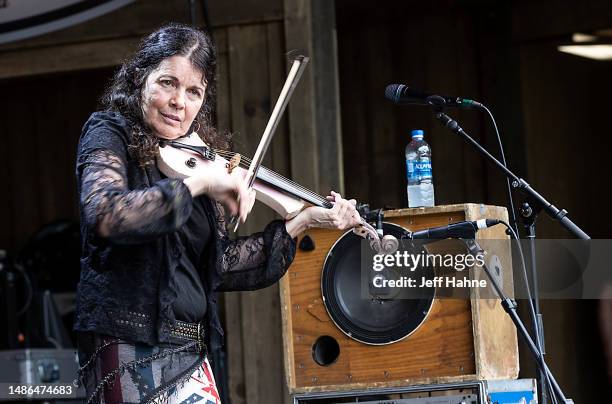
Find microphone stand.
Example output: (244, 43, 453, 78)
(463, 238, 573, 404)
(432, 110, 589, 239)
(519, 201, 549, 404)
(431, 109, 589, 404)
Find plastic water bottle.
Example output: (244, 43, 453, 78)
(405, 129, 435, 207)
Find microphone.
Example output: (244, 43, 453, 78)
(384, 84, 483, 109)
(409, 219, 501, 240)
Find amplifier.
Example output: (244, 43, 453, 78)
(339, 395, 478, 404)
(282, 205, 518, 393)
(292, 379, 537, 404)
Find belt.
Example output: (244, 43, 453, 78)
(169, 320, 206, 354)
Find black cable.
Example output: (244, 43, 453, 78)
(499, 220, 557, 404)
(201, 0, 212, 31)
(188, 0, 196, 25)
(482, 106, 555, 403)
(43, 296, 62, 349)
(481, 105, 520, 238)
(13, 261, 33, 317)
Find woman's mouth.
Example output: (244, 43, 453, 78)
(160, 112, 181, 125)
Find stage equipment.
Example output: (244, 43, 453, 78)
(18, 221, 80, 293)
(0, 348, 86, 401)
(291, 379, 536, 404)
(430, 111, 581, 404)
(388, 87, 589, 404)
(280, 204, 518, 394)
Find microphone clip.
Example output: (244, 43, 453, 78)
(355, 204, 386, 237)
(356, 204, 400, 254)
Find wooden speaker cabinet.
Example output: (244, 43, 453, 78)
(280, 204, 519, 394)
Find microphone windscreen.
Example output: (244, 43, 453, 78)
(384, 84, 404, 103)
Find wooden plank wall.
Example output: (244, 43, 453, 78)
(335, 1, 612, 403)
(0, 1, 333, 404)
(0, 69, 113, 251)
(284, 0, 344, 195)
(214, 18, 293, 404)
(336, 0, 489, 212)
(513, 5, 612, 402)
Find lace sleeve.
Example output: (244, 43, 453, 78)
(211, 201, 297, 292)
(79, 149, 193, 244)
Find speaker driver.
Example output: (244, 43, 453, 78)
(321, 222, 434, 345)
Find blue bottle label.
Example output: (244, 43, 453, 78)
(415, 161, 432, 179)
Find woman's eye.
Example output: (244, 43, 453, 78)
(189, 89, 202, 97)
(160, 79, 173, 86)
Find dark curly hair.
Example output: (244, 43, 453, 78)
(102, 23, 230, 165)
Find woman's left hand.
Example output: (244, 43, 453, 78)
(285, 191, 362, 238)
(305, 191, 362, 230)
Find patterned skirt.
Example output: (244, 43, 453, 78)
(76, 332, 221, 404)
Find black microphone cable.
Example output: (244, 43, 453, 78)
(479, 105, 556, 401)
(480, 104, 521, 238)
(499, 220, 557, 404)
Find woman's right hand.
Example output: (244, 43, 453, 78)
(183, 166, 256, 223)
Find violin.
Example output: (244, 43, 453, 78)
(156, 132, 387, 247)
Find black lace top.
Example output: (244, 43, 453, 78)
(73, 111, 297, 348)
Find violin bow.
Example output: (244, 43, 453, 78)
(232, 54, 309, 231)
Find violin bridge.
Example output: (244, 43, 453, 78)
(227, 153, 241, 174)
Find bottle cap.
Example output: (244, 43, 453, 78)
(411, 129, 424, 139)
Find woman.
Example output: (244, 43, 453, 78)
(74, 23, 360, 404)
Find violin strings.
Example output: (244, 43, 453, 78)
(212, 148, 332, 207)
(213, 148, 377, 239)
(220, 148, 374, 237)
(243, 162, 330, 205)
(170, 141, 331, 206)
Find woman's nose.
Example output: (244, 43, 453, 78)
(170, 90, 185, 109)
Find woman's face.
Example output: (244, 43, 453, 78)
(141, 55, 206, 140)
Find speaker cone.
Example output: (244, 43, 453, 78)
(321, 222, 434, 345)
